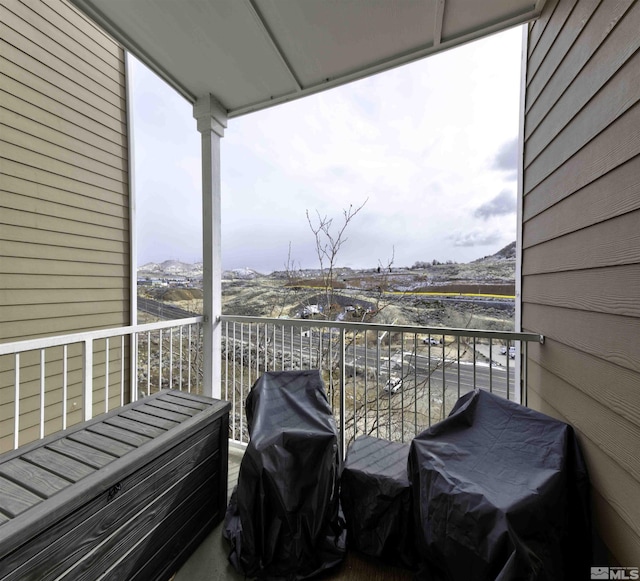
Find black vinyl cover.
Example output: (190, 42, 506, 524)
(340, 435, 416, 569)
(409, 389, 592, 581)
(224, 370, 346, 579)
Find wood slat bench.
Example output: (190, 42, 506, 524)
(0, 390, 230, 581)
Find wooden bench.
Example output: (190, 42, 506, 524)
(0, 389, 230, 581)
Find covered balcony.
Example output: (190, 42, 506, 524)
(2, 0, 639, 576)
(0, 314, 542, 579)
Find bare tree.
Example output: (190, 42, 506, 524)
(306, 199, 367, 316)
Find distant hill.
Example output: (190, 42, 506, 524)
(473, 241, 516, 263)
(222, 268, 262, 280)
(138, 261, 263, 280)
(140, 244, 516, 279)
(138, 260, 203, 278)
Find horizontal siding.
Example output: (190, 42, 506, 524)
(527, 387, 640, 565)
(1, 123, 127, 183)
(1, 158, 127, 204)
(0, 345, 123, 392)
(525, 0, 578, 87)
(522, 265, 640, 318)
(1, 90, 126, 158)
(0, 313, 131, 343)
(0, 343, 129, 443)
(0, 342, 135, 406)
(0, 10, 126, 113)
(523, 155, 640, 248)
(0, 300, 130, 324)
(0, 256, 128, 278)
(0, 288, 129, 306)
(526, 1, 640, 166)
(0, 44, 125, 128)
(0, 12, 124, 105)
(1, 107, 127, 172)
(0, 274, 129, 290)
(525, 0, 635, 135)
(0, 0, 130, 448)
(527, 339, 640, 429)
(0, 363, 126, 412)
(1, 224, 128, 256)
(0, 73, 126, 148)
(38, 0, 124, 62)
(0, 56, 125, 135)
(523, 303, 640, 373)
(526, 35, 640, 182)
(0, 388, 127, 451)
(2, 1, 125, 88)
(524, 96, 640, 220)
(1, 139, 128, 195)
(523, 0, 640, 565)
(522, 209, 640, 274)
(1, 187, 127, 228)
(592, 488, 640, 567)
(1, 238, 127, 265)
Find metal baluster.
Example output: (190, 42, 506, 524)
(489, 338, 493, 393)
(105, 338, 110, 413)
(457, 335, 460, 400)
(179, 326, 183, 389)
(120, 336, 125, 407)
(364, 330, 368, 435)
(169, 328, 173, 389)
(62, 345, 68, 430)
(188, 324, 193, 393)
(14, 353, 20, 449)
(147, 331, 151, 396)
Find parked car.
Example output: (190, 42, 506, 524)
(423, 336, 441, 345)
(383, 377, 403, 394)
(509, 346, 516, 359)
(500, 345, 508, 355)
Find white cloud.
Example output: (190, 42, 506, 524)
(449, 229, 503, 248)
(474, 189, 516, 220)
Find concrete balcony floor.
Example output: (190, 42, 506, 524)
(174, 445, 413, 581)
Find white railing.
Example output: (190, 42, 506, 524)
(221, 315, 543, 456)
(0, 318, 203, 451)
(1, 313, 543, 457)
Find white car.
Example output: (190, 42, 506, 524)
(423, 336, 441, 345)
(509, 346, 516, 359)
(500, 345, 507, 355)
(383, 377, 403, 393)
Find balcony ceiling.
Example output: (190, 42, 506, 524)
(70, 0, 545, 118)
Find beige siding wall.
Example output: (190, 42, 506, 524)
(523, 0, 640, 565)
(0, 0, 130, 450)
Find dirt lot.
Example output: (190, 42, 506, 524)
(140, 258, 515, 332)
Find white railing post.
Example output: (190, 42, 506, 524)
(14, 354, 20, 450)
(194, 94, 227, 399)
(83, 339, 93, 421)
(62, 345, 68, 430)
(125, 51, 139, 407)
(39, 349, 45, 439)
(105, 338, 110, 414)
(120, 335, 126, 407)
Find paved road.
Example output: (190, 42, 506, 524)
(225, 324, 519, 400)
(138, 297, 196, 320)
(139, 296, 520, 400)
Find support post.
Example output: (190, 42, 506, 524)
(194, 95, 227, 398)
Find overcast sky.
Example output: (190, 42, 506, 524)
(131, 26, 523, 273)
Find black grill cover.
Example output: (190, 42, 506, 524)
(409, 389, 592, 581)
(340, 435, 416, 569)
(224, 370, 346, 579)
